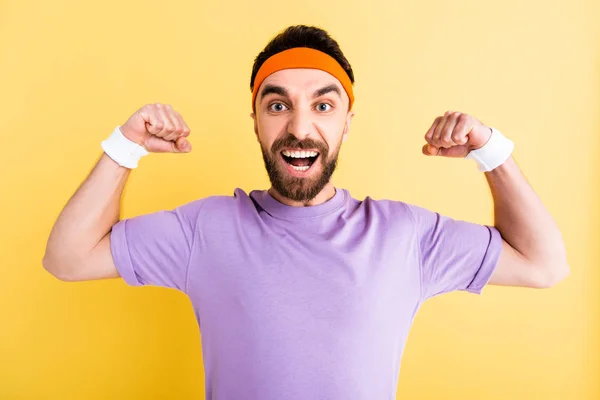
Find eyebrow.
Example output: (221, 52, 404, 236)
(313, 84, 342, 99)
(259, 83, 343, 102)
(260, 84, 288, 101)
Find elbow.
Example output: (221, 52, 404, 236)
(42, 253, 77, 282)
(550, 262, 571, 287)
(527, 237, 570, 289)
(531, 260, 570, 289)
(42, 254, 63, 280)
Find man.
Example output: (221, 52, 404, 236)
(43, 25, 569, 399)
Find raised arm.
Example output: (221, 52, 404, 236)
(422, 111, 569, 289)
(484, 156, 569, 288)
(42, 103, 192, 282)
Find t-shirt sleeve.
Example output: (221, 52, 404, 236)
(109, 200, 204, 292)
(406, 203, 503, 301)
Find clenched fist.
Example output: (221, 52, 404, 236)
(422, 111, 492, 158)
(120, 103, 192, 153)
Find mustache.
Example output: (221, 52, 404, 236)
(271, 134, 329, 154)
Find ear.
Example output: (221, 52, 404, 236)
(250, 112, 259, 141)
(341, 111, 355, 142)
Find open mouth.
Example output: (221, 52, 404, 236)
(281, 149, 320, 172)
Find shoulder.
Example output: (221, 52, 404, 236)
(174, 188, 259, 225)
(351, 193, 420, 221)
(348, 193, 444, 235)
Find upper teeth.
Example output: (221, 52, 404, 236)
(282, 150, 319, 158)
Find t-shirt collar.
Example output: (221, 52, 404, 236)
(251, 187, 347, 220)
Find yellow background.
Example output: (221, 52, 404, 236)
(1, 0, 598, 398)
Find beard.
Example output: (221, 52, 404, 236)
(260, 133, 340, 202)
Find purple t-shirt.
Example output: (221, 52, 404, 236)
(110, 187, 502, 399)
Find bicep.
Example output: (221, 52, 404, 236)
(52, 200, 203, 287)
(488, 239, 542, 288)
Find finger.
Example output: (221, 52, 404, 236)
(141, 104, 165, 136)
(163, 105, 185, 141)
(154, 104, 178, 139)
(162, 105, 184, 141)
(425, 116, 442, 143)
(168, 109, 190, 140)
(422, 143, 440, 156)
(172, 135, 192, 153)
(170, 109, 191, 139)
(145, 134, 177, 153)
(440, 112, 461, 147)
(432, 115, 449, 146)
(452, 113, 471, 145)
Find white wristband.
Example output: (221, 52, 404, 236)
(465, 127, 514, 172)
(101, 126, 149, 169)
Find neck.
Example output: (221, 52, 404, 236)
(268, 183, 336, 207)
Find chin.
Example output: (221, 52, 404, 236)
(266, 155, 338, 203)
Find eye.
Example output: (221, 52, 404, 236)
(268, 102, 288, 112)
(316, 103, 332, 112)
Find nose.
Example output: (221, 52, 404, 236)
(286, 107, 314, 140)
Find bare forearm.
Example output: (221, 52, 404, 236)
(43, 153, 129, 273)
(486, 156, 567, 266)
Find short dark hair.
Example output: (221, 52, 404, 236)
(250, 25, 355, 92)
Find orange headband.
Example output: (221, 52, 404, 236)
(251, 47, 355, 112)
